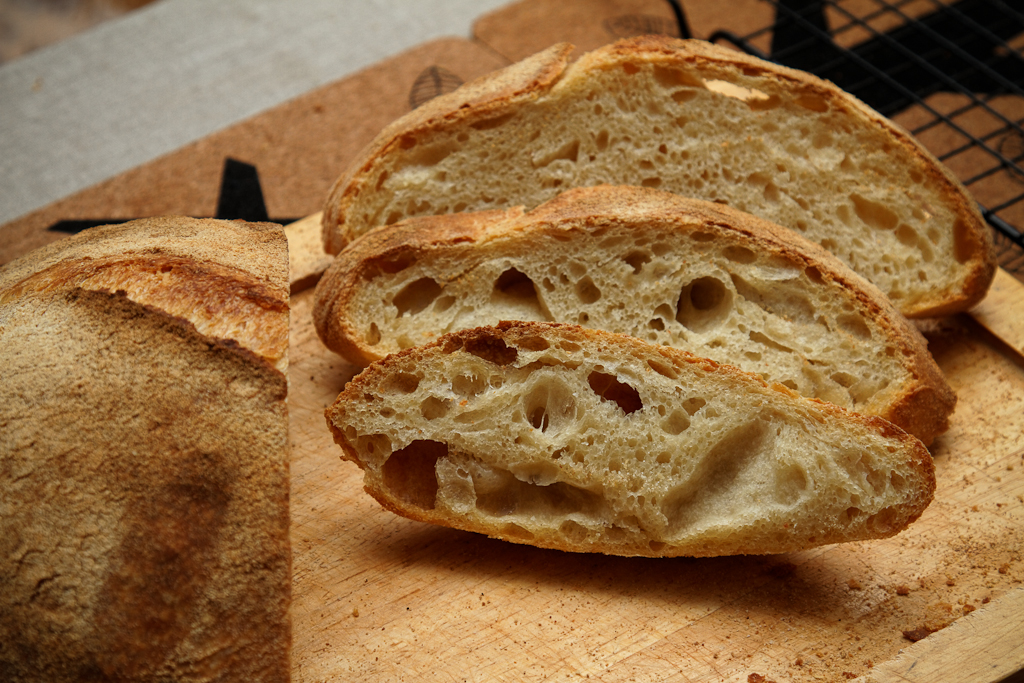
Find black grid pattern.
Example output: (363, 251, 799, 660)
(699, 0, 1024, 271)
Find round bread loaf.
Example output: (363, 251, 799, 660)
(0, 217, 291, 682)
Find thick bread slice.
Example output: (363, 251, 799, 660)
(0, 218, 290, 682)
(325, 321, 935, 558)
(321, 36, 995, 318)
(314, 185, 955, 445)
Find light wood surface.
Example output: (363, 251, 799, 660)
(853, 588, 1024, 683)
(971, 267, 1024, 361)
(285, 229, 1024, 682)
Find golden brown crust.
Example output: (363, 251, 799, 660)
(0, 217, 290, 372)
(320, 43, 574, 254)
(315, 185, 955, 444)
(0, 219, 291, 681)
(320, 36, 995, 317)
(326, 321, 936, 558)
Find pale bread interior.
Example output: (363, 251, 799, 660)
(316, 188, 954, 443)
(331, 39, 992, 317)
(328, 322, 935, 558)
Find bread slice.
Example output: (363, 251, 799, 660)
(326, 321, 935, 558)
(321, 36, 995, 318)
(0, 218, 290, 682)
(314, 185, 955, 445)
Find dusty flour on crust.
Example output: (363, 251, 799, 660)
(0, 218, 291, 682)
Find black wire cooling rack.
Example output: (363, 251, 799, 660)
(670, 0, 1024, 274)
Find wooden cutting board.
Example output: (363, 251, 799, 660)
(285, 226, 1024, 682)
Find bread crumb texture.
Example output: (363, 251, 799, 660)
(315, 186, 954, 444)
(325, 37, 993, 317)
(327, 322, 934, 557)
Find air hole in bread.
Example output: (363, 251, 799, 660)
(367, 323, 382, 346)
(595, 129, 610, 151)
(683, 397, 706, 415)
(494, 268, 535, 298)
(671, 89, 698, 105)
(805, 266, 825, 284)
(470, 462, 603, 518)
(749, 331, 793, 354)
(795, 92, 829, 112)
(394, 277, 443, 316)
(647, 359, 677, 379)
(654, 65, 703, 88)
(895, 224, 917, 247)
(502, 523, 535, 540)
(470, 112, 516, 131)
(533, 139, 581, 168)
(642, 177, 663, 188)
(490, 269, 550, 322)
(454, 336, 518, 366)
(386, 372, 421, 394)
(406, 141, 459, 168)
(703, 79, 772, 106)
(676, 276, 731, 331)
(851, 193, 899, 231)
(618, 249, 651, 274)
(359, 433, 392, 458)
(420, 396, 450, 420)
(587, 371, 642, 414)
(382, 439, 446, 510)
(623, 62, 641, 75)
(724, 245, 757, 264)
(865, 506, 899, 534)
(575, 277, 601, 304)
(560, 519, 589, 543)
(524, 378, 577, 434)
(661, 409, 691, 435)
(831, 371, 858, 388)
(433, 295, 456, 313)
(837, 313, 872, 340)
(452, 373, 486, 398)
(376, 252, 417, 275)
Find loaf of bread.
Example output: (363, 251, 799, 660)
(0, 217, 291, 682)
(321, 36, 994, 318)
(314, 185, 954, 445)
(325, 321, 935, 558)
